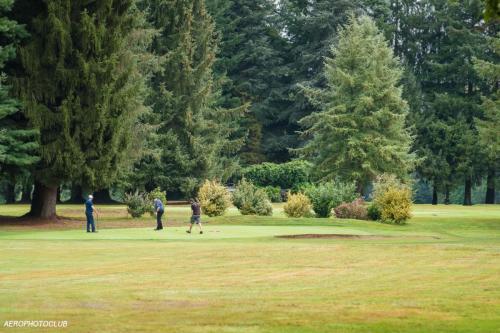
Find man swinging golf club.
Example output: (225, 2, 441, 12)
(85, 194, 99, 233)
(186, 198, 203, 234)
(153, 197, 164, 230)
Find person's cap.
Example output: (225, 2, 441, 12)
(89, 194, 94, 199)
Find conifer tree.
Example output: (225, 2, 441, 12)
(146, 0, 244, 196)
(0, 0, 38, 182)
(12, 0, 143, 217)
(415, 0, 492, 205)
(474, 35, 500, 204)
(299, 15, 414, 194)
(390, 0, 496, 204)
(207, 0, 288, 163)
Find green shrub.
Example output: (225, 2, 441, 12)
(232, 179, 273, 216)
(291, 182, 313, 194)
(146, 187, 167, 216)
(304, 181, 357, 218)
(372, 174, 412, 224)
(147, 187, 167, 204)
(333, 198, 368, 220)
(284, 192, 312, 217)
(179, 177, 199, 198)
(243, 160, 311, 189)
(198, 180, 231, 217)
(124, 191, 149, 218)
(367, 203, 381, 221)
(262, 186, 282, 203)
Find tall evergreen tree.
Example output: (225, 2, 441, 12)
(11, 0, 143, 218)
(388, 0, 498, 204)
(413, 0, 493, 205)
(279, 0, 391, 160)
(0, 0, 38, 187)
(386, 0, 448, 204)
(299, 15, 413, 193)
(474, 35, 500, 204)
(146, 0, 244, 197)
(89, 1, 157, 204)
(206, 0, 288, 163)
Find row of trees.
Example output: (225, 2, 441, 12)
(0, 0, 250, 217)
(204, 0, 499, 204)
(0, 0, 498, 218)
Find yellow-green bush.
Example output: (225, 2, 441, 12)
(232, 179, 273, 216)
(198, 180, 231, 217)
(372, 175, 412, 224)
(284, 193, 312, 217)
(372, 174, 404, 198)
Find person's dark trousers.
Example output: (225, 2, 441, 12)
(156, 210, 164, 230)
(86, 212, 96, 232)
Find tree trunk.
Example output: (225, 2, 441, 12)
(56, 186, 63, 204)
(20, 184, 32, 203)
(28, 182, 58, 219)
(356, 181, 364, 198)
(92, 189, 118, 204)
(485, 169, 496, 204)
(432, 185, 438, 205)
(444, 186, 450, 205)
(463, 177, 472, 206)
(4, 183, 16, 204)
(67, 184, 83, 204)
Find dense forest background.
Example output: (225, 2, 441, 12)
(0, 0, 498, 218)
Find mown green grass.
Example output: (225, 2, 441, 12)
(0, 204, 499, 332)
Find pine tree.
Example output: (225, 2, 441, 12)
(474, 35, 500, 204)
(299, 15, 414, 193)
(386, 0, 448, 204)
(146, 0, 244, 197)
(206, 0, 288, 163)
(415, 0, 493, 205)
(11, 0, 143, 218)
(0, 0, 38, 182)
(391, 0, 496, 204)
(279, 0, 391, 160)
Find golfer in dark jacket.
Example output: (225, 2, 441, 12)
(186, 198, 203, 234)
(85, 195, 99, 233)
(154, 198, 164, 230)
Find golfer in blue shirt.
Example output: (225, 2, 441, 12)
(154, 198, 164, 230)
(85, 195, 99, 233)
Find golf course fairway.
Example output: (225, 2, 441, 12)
(1, 204, 499, 333)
